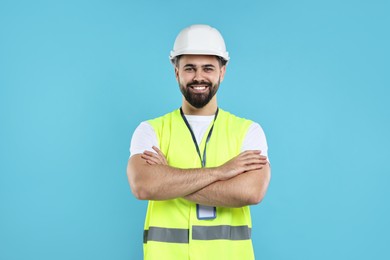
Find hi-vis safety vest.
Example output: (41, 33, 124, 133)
(144, 108, 255, 260)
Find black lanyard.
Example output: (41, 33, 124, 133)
(179, 107, 219, 168)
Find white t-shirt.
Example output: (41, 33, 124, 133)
(130, 115, 269, 160)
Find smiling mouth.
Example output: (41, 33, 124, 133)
(191, 85, 207, 89)
(189, 85, 209, 93)
(188, 84, 209, 93)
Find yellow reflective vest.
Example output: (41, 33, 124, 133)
(144, 108, 255, 260)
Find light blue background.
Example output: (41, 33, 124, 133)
(1, 0, 389, 259)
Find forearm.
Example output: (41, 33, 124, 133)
(129, 149, 268, 202)
(184, 164, 271, 208)
(127, 155, 221, 200)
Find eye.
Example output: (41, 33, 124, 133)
(204, 67, 214, 72)
(184, 67, 195, 72)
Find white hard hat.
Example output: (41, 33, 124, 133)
(169, 24, 230, 63)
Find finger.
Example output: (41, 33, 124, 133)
(244, 159, 267, 166)
(151, 149, 166, 165)
(146, 159, 156, 165)
(144, 150, 163, 161)
(244, 161, 268, 171)
(238, 150, 262, 159)
(145, 159, 164, 165)
(142, 153, 162, 165)
(243, 150, 262, 154)
(161, 155, 168, 165)
(152, 146, 163, 155)
(143, 153, 162, 163)
(248, 155, 268, 161)
(141, 153, 153, 160)
(238, 154, 265, 162)
(241, 158, 267, 166)
(152, 146, 167, 165)
(143, 150, 157, 156)
(142, 154, 157, 165)
(243, 155, 269, 164)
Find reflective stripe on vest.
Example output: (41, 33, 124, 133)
(192, 225, 251, 240)
(144, 227, 189, 244)
(144, 225, 251, 243)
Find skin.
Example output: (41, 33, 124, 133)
(176, 55, 225, 115)
(127, 55, 271, 207)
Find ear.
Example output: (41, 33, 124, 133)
(175, 66, 179, 82)
(219, 65, 227, 82)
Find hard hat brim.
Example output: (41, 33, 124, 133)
(169, 49, 230, 62)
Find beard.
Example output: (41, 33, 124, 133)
(179, 79, 220, 109)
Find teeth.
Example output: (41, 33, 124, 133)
(194, 86, 206, 90)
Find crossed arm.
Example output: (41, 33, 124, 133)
(127, 147, 271, 208)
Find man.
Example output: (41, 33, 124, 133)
(127, 24, 271, 260)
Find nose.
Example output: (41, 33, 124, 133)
(193, 69, 205, 82)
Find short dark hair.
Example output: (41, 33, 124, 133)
(172, 55, 227, 68)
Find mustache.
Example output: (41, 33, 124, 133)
(187, 80, 212, 88)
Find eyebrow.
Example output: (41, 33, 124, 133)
(183, 64, 216, 68)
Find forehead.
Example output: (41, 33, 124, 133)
(179, 55, 219, 66)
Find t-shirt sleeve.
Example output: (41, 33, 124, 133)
(129, 121, 159, 158)
(241, 122, 269, 159)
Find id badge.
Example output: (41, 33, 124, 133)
(197, 204, 216, 220)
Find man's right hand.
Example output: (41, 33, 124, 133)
(216, 150, 268, 181)
(142, 147, 268, 182)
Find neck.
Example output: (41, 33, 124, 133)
(181, 96, 218, 115)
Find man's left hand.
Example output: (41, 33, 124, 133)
(141, 146, 168, 165)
